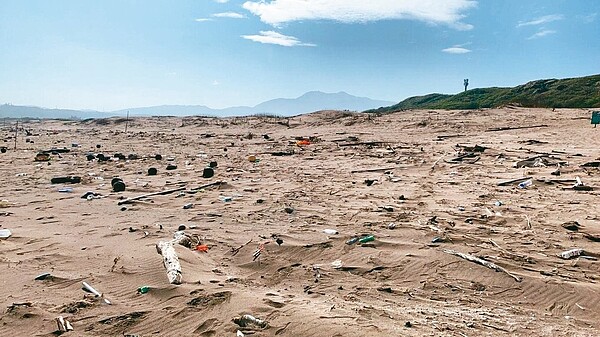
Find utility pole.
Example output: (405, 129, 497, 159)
(464, 79, 469, 92)
(14, 121, 18, 150)
(125, 110, 129, 133)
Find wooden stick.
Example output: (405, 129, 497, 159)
(231, 239, 252, 256)
(351, 167, 395, 173)
(443, 249, 522, 282)
(189, 180, 225, 192)
(117, 186, 188, 205)
(497, 176, 532, 186)
(338, 141, 385, 147)
(485, 124, 548, 132)
(430, 152, 447, 171)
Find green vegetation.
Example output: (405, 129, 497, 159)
(369, 74, 600, 113)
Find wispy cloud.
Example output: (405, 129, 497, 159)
(241, 31, 316, 47)
(242, 0, 477, 30)
(212, 12, 246, 19)
(195, 18, 213, 22)
(214, 0, 229, 3)
(581, 12, 597, 23)
(517, 14, 563, 27)
(442, 46, 471, 54)
(527, 29, 556, 39)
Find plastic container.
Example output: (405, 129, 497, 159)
(137, 286, 150, 294)
(0, 229, 12, 239)
(518, 179, 533, 189)
(358, 235, 375, 244)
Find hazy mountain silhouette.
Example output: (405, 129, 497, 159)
(1, 91, 393, 119)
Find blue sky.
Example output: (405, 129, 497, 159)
(0, 0, 598, 111)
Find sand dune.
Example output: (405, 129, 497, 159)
(1, 107, 599, 336)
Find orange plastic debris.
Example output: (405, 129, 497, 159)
(196, 244, 209, 252)
(296, 140, 311, 146)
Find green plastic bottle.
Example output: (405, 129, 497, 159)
(137, 286, 150, 294)
(359, 235, 375, 243)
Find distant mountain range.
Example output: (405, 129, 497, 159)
(370, 74, 600, 113)
(0, 91, 394, 119)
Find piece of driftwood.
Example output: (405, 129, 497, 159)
(435, 134, 464, 141)
(485, 124, 548, 132)
(351, 167, 395, 173)
(156, 234, 189, 284)
(338, 141, 385, 147)
(497, 176, 532, 186)
(118, 186, 187, 205)
(231, 239, 253, 256)
(558, 248, 584, 259)
(443, 249, 522, 282)
(430, 152, 447, 171)
(56, 316, 73, 332)
(189, 180, 225, 192)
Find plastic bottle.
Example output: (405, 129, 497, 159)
(137, 286, 150, 294)
(359, 235, 375, 243)
(518, 179, 533, 189)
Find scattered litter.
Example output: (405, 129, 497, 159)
(111, 178, 126, 192)
(331, 259, 343, 269)
(234, 314, 268, 328)
(558, 248, 588, 260)
(82, 281, 111, 304)
(51, 176, 81, 184)
(58, 187, 73, 193)
(358, 235, 375, 244)
(518, 179, 533, 189)
(56, 316, 73, 332)
(34, 272, 52, 280)
(0, 229, 12, 239)
(196, 244, 209, 252)
(346, 237, 359, 245)
(137, 286, 150, 294)
(203, 167, 214, 178)
(323, 229, 338, 235)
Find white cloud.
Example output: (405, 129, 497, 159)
(582, 13, 597, 23)
(527, 29, 556, 39)
(442, 46, 471, 54)
(517, 14, 563, 27)
(214, 0, 229, 3)
(212, 80, 220, 86)
(241, 31, 316, 47)
(242, 0, 476, 30)
(195, 18, 213, 22)
(212, 12, 246, 19)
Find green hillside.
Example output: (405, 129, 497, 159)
(370, 74, 600, 113)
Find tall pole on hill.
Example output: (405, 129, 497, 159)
(125, 110, 129, 133)
(14, 121, 18, 150)
(464, 79, 469, 92)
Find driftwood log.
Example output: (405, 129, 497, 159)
(118, 186, 187, 205)
(156, 233, 191, 284)
(443, 249, 522, 282)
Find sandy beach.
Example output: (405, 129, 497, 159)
(1, 107, 599, 336)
